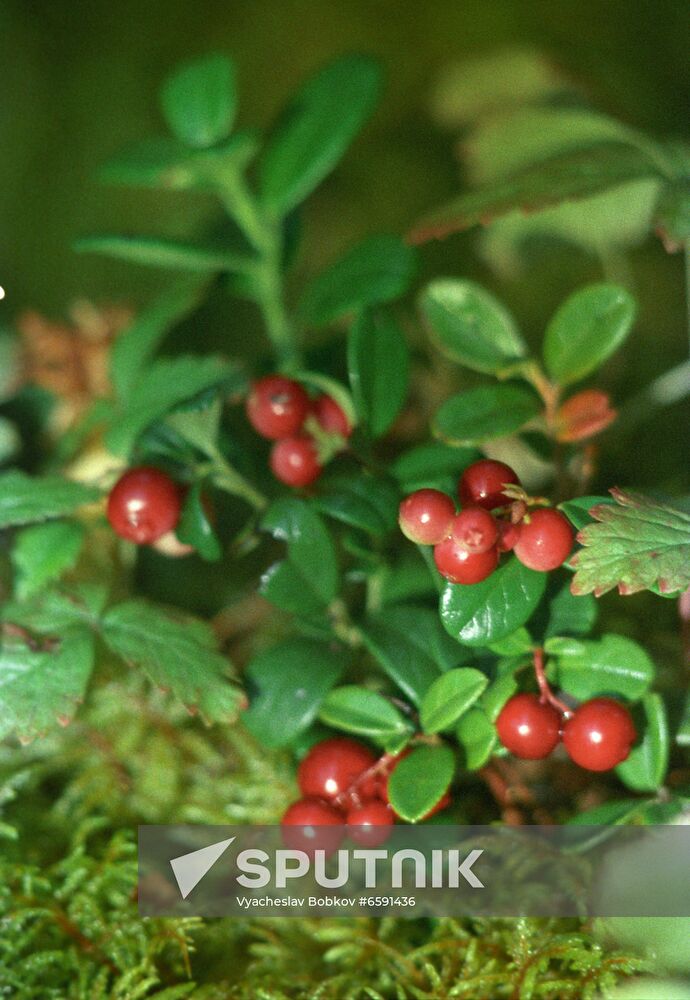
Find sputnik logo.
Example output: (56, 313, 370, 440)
(169, 837, 235, 899)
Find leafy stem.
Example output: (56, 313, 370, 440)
(200, 447, 268, 512)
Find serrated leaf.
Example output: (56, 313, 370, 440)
(616, 694, 669, 792)
(545, 634, 654, 701)
(0, 471, 101, 529)
(545, 582, 598, 639)
(243, 638, 347, 748)
(386, 745, 454, 822)
(1, 584, 108, 634)
(176, 483, 221, 562)
(313, 473, 399, 536)
(102, 599, 243, 723)
(259, 55, 382, 215)
(0, 629, 95, 742)
(361, 605, 470, 706)
(12, 521, 85, 599)
(298, 235, 416, 328)
(409, 141, 661, 244)
(440, 557, 547, 647)
(318, 686, 412, 748)
(557, 495, 613, 532)
(455, 707, 497, 770)
(433, 384, 541, 445)
(260, 498, 338, 614)
(391, 442, 480, 494)
(420, 667, 488, 734)
(161, 53, 236, 148)
(348, 309, 409, 438)
(543, 283, 636, 386)
(75, 234, 252, 273)
(571, 489, 690, 597)
(419, 279, 525, 374)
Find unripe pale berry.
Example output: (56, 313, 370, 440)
(246, 375, 309, 440)
(270, 435, 321, 487)
(513, 508, 574, 571)
(398, 489, 455, 545)
(433, 536, 499, 584)
(107, 466, 182, 544)
(298, 738, 377, 803)
(459, 459, 520, 511)
(563, 698, 636, 772)
(451, 507, 499, 554)
(496, 693, 562, 759)
(312, 394, 352, 438)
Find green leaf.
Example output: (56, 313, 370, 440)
(1, 584, 108, 634)
(487, 627, 533, 656)
(99, 137, 205, 189)
(567, 798, 656, 826)
(391, 442, 480, 494)
(0, 471, 101, 529)
(545, 583, 598, 639)
(557, 495, 613, 532)
(616, 694, 669, 792)
(243, 638, 347, 748)
(571, 489, 690, 597)
(298, 235, 416, 328)
(654, 178, 690, 252)
(165, 398, 223, 455)
(12, 521, 85, 599)
(386, 745, 454, 822)
(0, 629, 95, 742)
(313, 473, 399, 536)
(260, 498, 338, 614)
(293, 371, 357, 431)
(481, 672, 520, 722)
(420, 667, 488, 734)
(440, 558, 547, 646)
(409, 141, 662, 244)
(361, 605, 470, 706)
(102, 599, 243, 723)
(543, 283, 636, 386)
(105, 355, 235, 457)
(75, 235, 252, 274)
(419, 279, 525, 374)
(545, 634, 654, 701)
(318, 686, 412, 748)
(348, 309, 409, 437)
(259, 55, 382, 215)
(455, 708, 497, 770)
(0, 417, 19, 464)
(433, 384, 541, 445)
(176, 483, 222, 562)
(110, 276, 209, 402)
(160, 53, 236, 148)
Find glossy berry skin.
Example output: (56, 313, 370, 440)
(107, 467, 182, 544)
(496, 519, 522, 553)
(563, 698, 636, 772)
(246, 375, 310, 440)
(433, 536, 499, 585)
(451, 507, 499, 554)
(298, 738, 377, 804)
(281, 797, 345, 854)
(270, 435, 322, 487)
(514, 508, 574, 572)
(459, 460, 520, 511)
(496, 694, 562, 760)
(399, 489, 455, 545)
(347, 800, 394, 847)
(313, 394, 352, 438)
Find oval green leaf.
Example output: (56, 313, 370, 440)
(387, 745, 455, 822)
(545, 634, 654, 701)
(348, 309, 409, 438)
(616, 694, 669, 792)
(420, 667, 488, 734)
(433, 385, 541, 445)
(456, 708, 497, 770)
(318, 686, 412, 747)
(160, 54, 237, 149)
(260, 498, 339, 614)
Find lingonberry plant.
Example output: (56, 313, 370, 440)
(1, 52, 689, 872)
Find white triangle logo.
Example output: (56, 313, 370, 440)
(169, 837, 235, 899)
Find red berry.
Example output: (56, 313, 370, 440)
(563, 698, 636, 772)
(281, 797, 345, 854)
(399, 489, 455, 545)
(496, 693, 562, 760)
(270, 435, 322, 487)
(107, 467, 182, 544)
(312, 394, 352, 438)
(496, 519, 522, 553)
(514, 508, 574, 571)
(298, 738, 377, 803)
(459, 460, 520, 511)
(347, 800, 394, 847)
(433, 536, 498, 584)
(451, 507, 499, 554)
(246, 375, 309, 440)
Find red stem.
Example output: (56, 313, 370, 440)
(533, 647, 572, 717)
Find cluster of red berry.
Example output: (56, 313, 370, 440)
(246, 375, 351, 487)
(399, 459, 575, 584)
(497, 693, 637, 771)
(281, 738, 451, 847)
(107, 466, 183, 545)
